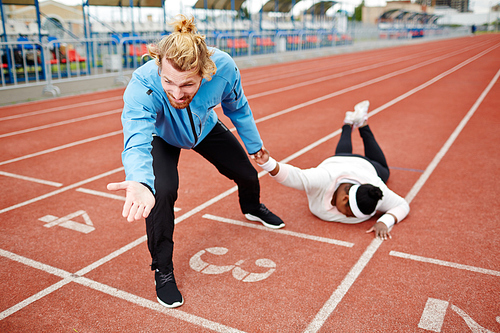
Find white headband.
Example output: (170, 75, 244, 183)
(348, 185, 371, 218)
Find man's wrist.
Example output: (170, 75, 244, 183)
(140, 182, 154, 194)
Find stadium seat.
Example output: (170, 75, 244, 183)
(67, 49, 86, 62)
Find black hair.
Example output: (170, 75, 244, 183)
(356, 184, 383, 215)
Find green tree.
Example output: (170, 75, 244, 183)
(354, 1, 364, 21)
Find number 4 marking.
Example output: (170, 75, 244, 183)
(39, 210, 95, 234)
(418, 297, 494, 332)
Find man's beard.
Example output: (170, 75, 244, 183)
(166, 92, 193, 109)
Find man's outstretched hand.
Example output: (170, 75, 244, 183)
(107, 181, 155, 222)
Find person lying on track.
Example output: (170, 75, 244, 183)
(107, 14, 284, 309)
(252, 100, 410, 241)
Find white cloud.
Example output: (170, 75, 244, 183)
(472, 0, 499, 13)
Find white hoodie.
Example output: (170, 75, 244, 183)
(271, 155, 410, 227)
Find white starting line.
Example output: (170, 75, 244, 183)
(390, 251, 500, 277)
(203, 214, 354, 248)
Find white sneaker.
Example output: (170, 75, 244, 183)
(353, 100, 369, 127)
(344, 111, 356, 125)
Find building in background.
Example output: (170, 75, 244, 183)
(3, 0, 84, 38)
(432, 0, 470, 12)
(362, 0, 435, 25)
(362, 0, 497, 26)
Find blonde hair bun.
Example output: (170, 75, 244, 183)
(172, 15, 197, 34)
(147, 14, 216, 80)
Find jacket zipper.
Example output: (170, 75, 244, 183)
(186, 105, 198, 148)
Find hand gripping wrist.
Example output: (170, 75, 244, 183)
(258, 157, 277, 172)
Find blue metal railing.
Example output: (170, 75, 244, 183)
(0, 26, 470, 97)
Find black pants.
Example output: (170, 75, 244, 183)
(335, 124, 390, 183)
(146, 121, 261, 272)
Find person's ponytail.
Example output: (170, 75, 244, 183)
(147, 14, 216, 80)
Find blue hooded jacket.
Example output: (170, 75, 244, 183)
(121, 48, 263, 193)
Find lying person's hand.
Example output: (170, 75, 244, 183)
(366, 222, 392, 241)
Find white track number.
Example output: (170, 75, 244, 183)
(39, 210, 94, 234)
(418, 297, 495, 332)
(189, 247, 276, 282)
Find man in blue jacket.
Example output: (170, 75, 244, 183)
(107, 15, 284, 308)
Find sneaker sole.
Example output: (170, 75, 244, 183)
(157, 296, 184, 308)
(244, 214, 285, 229)
(353, 101, 369, 124)
(354, 100, 369, 113)
(154, 278, 184, 308)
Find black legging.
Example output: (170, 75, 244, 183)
(335, 124, 390, 183)
(146, 121, 261, 272)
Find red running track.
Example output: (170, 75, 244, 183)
(0, 34, 499, 332)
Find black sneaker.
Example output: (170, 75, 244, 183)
(155, 269, 184, 308)
(245, 204, 285, 229)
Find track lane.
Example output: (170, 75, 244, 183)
(2, 36, 496, 231)
(1, 35, 498, 231)
(0, 35, 499, 332)
(316, 66, 500, 333)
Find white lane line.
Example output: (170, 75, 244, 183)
(418, 298, 449, 332)
(303, 56, 500, 333)
(247, 42, 487, 101)
(75, 188, 182, 211)
(0, 183, 242, 318)
(0, 39, 482, 145)
(243, 39, 493, 86)
(73, 188, 250, 277)
(1, 43, 488, 170)
(0, 167, 124, 215)
(0, 249, 247, 332)
(0, 170, 63, 187)
(0, 248, 72, 279)
(0, 171, 250, 321)
(74, 235, 147, 276)
(3, 48, 496, 321)
(450, 304, 495, 333)
(0, 130, 122, 166)
(390, 251, 500, 277)
(0, 109, 121, 138)
(256, 45, 499, 168)
(280, 129, 341, 164)
(203, 214, 354, 247)
(76, 187, 127, 201)
(405, 65, 500, 203)
(174, 187, 239, 224)
(76, 277, 247, 333)
(2, 44, 497, 329)
(305, 238, 383, 333)
(244, 46, 439, 86)
(0, 96, 122, 121)
(0, 279, 72, 321)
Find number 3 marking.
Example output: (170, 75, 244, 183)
(189, 247, 276, 282)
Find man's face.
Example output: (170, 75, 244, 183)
(160, 60, 202, 109)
